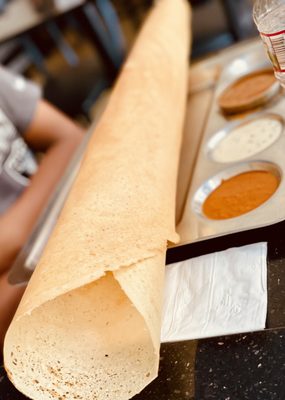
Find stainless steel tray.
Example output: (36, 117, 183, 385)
(179, 45, 285, 243)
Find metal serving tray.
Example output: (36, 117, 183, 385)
(178, 45, 285, 244)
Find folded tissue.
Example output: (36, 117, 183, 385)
(161, 243, 267, 342)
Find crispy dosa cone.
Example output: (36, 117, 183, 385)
(4, 1, 191, 399)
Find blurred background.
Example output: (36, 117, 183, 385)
(0, 0, 257, 123)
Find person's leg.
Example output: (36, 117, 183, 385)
(0, 271, 26, 351)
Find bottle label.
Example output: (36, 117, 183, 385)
(260, 30, 285, 72)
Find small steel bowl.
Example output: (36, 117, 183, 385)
(192, 161, 282, 220)
(206, 112, 284, 163)
(218, 68, 281, 114)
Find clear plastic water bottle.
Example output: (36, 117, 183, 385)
(253, 0, 285, 87)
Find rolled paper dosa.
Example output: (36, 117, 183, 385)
(4, 0, 191, 399)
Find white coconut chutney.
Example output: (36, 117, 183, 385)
(211, 118, 282, 163)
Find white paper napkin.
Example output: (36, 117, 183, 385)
(161, 242, 267, 342)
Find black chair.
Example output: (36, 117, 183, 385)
(0, 38, 36, 74)
(190, 0, 257, 58)
(1, 0, 126, 120)
(42, 0, 126, 120)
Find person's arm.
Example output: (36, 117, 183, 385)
(0, 100, 84, 273)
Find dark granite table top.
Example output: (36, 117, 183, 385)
(1, 329, 285, 400)
(1, 220, 285, 399)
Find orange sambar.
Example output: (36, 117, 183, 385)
(203, 170, 279, 220)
